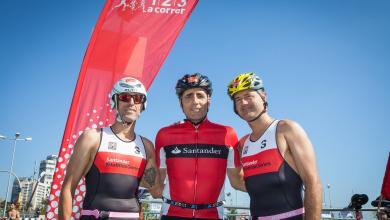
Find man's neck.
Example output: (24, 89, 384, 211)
(185, 117, 207, 126)
(111, 121, 136, 141)
(248, 113, 274, 141)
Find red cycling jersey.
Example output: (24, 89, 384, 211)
(155, 119, 239, 219)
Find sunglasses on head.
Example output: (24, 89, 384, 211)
(117, 93, 145, 104)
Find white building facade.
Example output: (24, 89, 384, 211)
(11, 155, 57, 210)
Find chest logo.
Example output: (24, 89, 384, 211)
(108, 142, 117, 150)
(260, 139, 267, 149)
(171, 147, 181, 154)
(134, 146, 141, 154)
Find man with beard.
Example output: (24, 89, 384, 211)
(155, 73, 246, 220)
(59, 77, 160, 220)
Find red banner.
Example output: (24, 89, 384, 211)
(46, 0, 198, 218)
(382, 153, 390, 199)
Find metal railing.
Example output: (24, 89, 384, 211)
(0, 200, 384, 220)
(138, 199, 383, 220)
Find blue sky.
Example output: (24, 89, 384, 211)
(0, 0, 389, 209)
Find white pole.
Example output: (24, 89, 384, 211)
(3, 133, 20, 217)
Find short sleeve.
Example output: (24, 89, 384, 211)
(226, 126, 240, 168)
(155, 129, 166, 168)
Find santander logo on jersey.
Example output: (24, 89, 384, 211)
(94, 152, 146, 177)
(171, 146, 222, 155)
(171, 147, 181, 154)
(242, 159, 257, 167)
(106, 157, 130, 164)
(182, 147, 222, 154)
(166, 144, 229, 159)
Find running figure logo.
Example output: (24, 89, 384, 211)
(113, 0, 145, 11)
(114, 0, 131, 11)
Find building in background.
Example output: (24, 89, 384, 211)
(39, 155, 57, 199)
(11, 177, 33, 208)
(10, 155, 57, 210)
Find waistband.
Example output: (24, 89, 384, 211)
(81, 209, 140, 219)
(252, 207, 304, 220)
(163, 197, 224, 210)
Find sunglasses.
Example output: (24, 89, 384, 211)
(117, 93, 145, 104)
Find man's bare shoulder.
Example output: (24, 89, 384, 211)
(140, 136, 155, 152)
(75, 128, 101, 150)
(277, 119, 303, 135)
(277, 119, 313, 155)
(140, 136, 153, 145)
(80, 128, 101, 140)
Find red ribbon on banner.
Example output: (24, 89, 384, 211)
(46, 0, 198, 219)
(382, 153, 390, 199)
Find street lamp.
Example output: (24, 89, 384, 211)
(0, 170, 22, 191)
(0, 170, 22, 213)
(0, 132, 32, 217)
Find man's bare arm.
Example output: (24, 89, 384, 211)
(282, 120, 322, 220)
(59, 129, 100, 220)
(227, 167, 247, 192)
(227, 136, 247, 192)
(140, 137, 162, 198)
